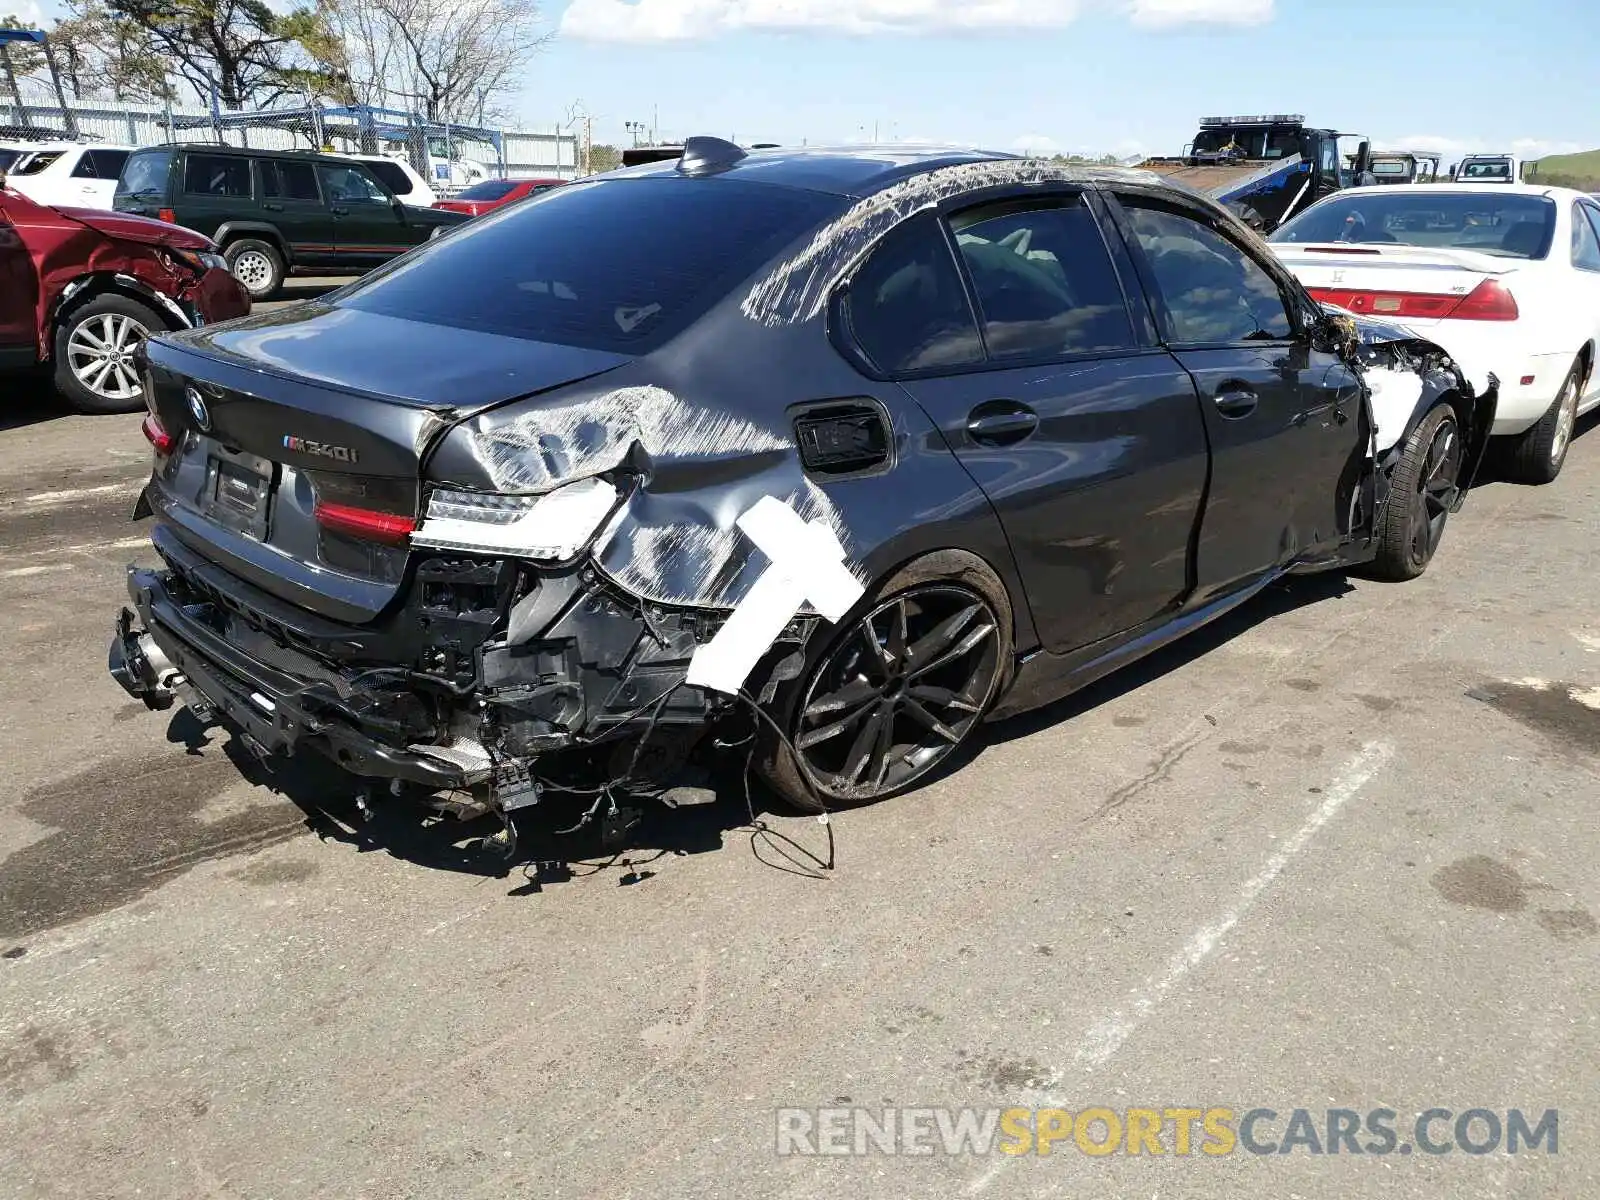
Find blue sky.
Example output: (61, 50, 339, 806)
(516, 0, 1597, 159)
(14, 0, 1597, 160)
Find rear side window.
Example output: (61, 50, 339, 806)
(363, 160, 413, 196)
(183, 154, 252, 198)
(845, 213, 983, 374)
(116, 150, 170, 200)
(262, 160, 320, 201)
(1124, 204, 1293, 344)
(71, 151, 98, 178)
(14, 151, 60, 176)
(951, 197, 1135, 360)
(1572, 202, 1600, 272)
(335, 177, 841, 353)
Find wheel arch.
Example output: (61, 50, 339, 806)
(213, 222, 290, 261)
(45, 272, 188, 361)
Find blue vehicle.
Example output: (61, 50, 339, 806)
(1140, 114, 1373, 232)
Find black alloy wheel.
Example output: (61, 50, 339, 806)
(791, 584, 1004, 802)
(1372, 403, 1462, 580)
(1408, 410, 1462, 571)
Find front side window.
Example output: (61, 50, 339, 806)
(951, 197, 1135, 361)
(1572, 202, 1600, 272)
(1124, 204, 1293, 344)
(317, 164, 389, 204)
(845, 212, 983, 374)
(183, 154, 252, 198)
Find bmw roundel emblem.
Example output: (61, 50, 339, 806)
(186, 387, 210, 431)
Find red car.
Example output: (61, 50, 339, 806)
(0, 180, 250, 413)
(432, 177, 566, 217)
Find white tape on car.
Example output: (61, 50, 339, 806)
(1363, 366, 1426, 454)
(685, 495, 864, 696)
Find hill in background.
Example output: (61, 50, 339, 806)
(1526, 148, 1600, 190)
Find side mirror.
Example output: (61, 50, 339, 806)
(1352, 139, 1372, 178)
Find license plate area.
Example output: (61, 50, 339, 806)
(202, 444, 275, 541)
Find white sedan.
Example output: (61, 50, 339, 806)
(1269, 183, 1600, 483)
(1, 142, 133, 210)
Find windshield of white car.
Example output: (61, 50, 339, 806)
(1271, 192, 1556, 259)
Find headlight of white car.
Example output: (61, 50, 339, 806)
(410, 476, 619, 559)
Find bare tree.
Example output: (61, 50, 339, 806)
(317, 0, 551, 125)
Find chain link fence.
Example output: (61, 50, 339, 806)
(1, 78, 579, 192)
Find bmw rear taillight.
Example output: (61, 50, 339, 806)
(306, 473, 417, 546)
(1307, 278, 1519, 323)
(141, 413, 174, 456)
(313, 501, 415, 544)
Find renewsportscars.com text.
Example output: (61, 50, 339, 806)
(775, 1106, 1559, 1157)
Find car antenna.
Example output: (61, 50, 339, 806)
(677, 136, 747, 176)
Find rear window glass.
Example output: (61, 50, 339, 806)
(116, 150, 170, 199)
(183, 153, 253, 198)
(334, 178, 841, 353)
(363, 159, 413, 196)
(455, 179, 518, 201)
(1271, 192, 1556, 259)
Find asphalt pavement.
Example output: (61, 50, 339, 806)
(2, 291, 1598, 1198)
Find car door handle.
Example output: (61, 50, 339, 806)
(331, 206, 349, 215)
(1214, 387, 1259, 419)
(967, 402, 1039, 446)
(263, 202, 284, 212)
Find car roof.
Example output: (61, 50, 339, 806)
(1327, 182, 1577, 200)
(134, 144, 368, 166)
(601, 142, 1171, 199)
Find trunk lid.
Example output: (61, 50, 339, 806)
(143, 307, 631, 624)
(1272, 242, 1522, 328)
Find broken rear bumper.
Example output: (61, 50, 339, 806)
(110, 564, 474, 790)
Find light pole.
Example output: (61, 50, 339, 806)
(625, 120, 644, 147)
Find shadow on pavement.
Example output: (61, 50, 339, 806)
(0, 372, 69, 434)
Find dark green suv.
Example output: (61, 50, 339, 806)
(113, 145, 470, 300)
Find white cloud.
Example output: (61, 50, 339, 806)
(1012, 133, 1062, 156)
(1127, 0, 1272, 28)
(1385, 134, 1588, 164)
(562, 0, 1270, 40)
(7, 0, 46, 25)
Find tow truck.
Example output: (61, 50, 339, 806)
(1139, 114, 1372, 232)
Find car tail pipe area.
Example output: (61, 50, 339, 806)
(109, 606, 180, 711)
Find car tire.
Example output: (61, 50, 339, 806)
(1370, 402, 1463, 581)
(52, 294, 165, 415)
(224, 238, 285, 301)
(1501, 356, 1584, 485)
(755, 550, 1014, 813)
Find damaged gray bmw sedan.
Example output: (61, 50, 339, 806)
(110, 139, 1496, 824)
